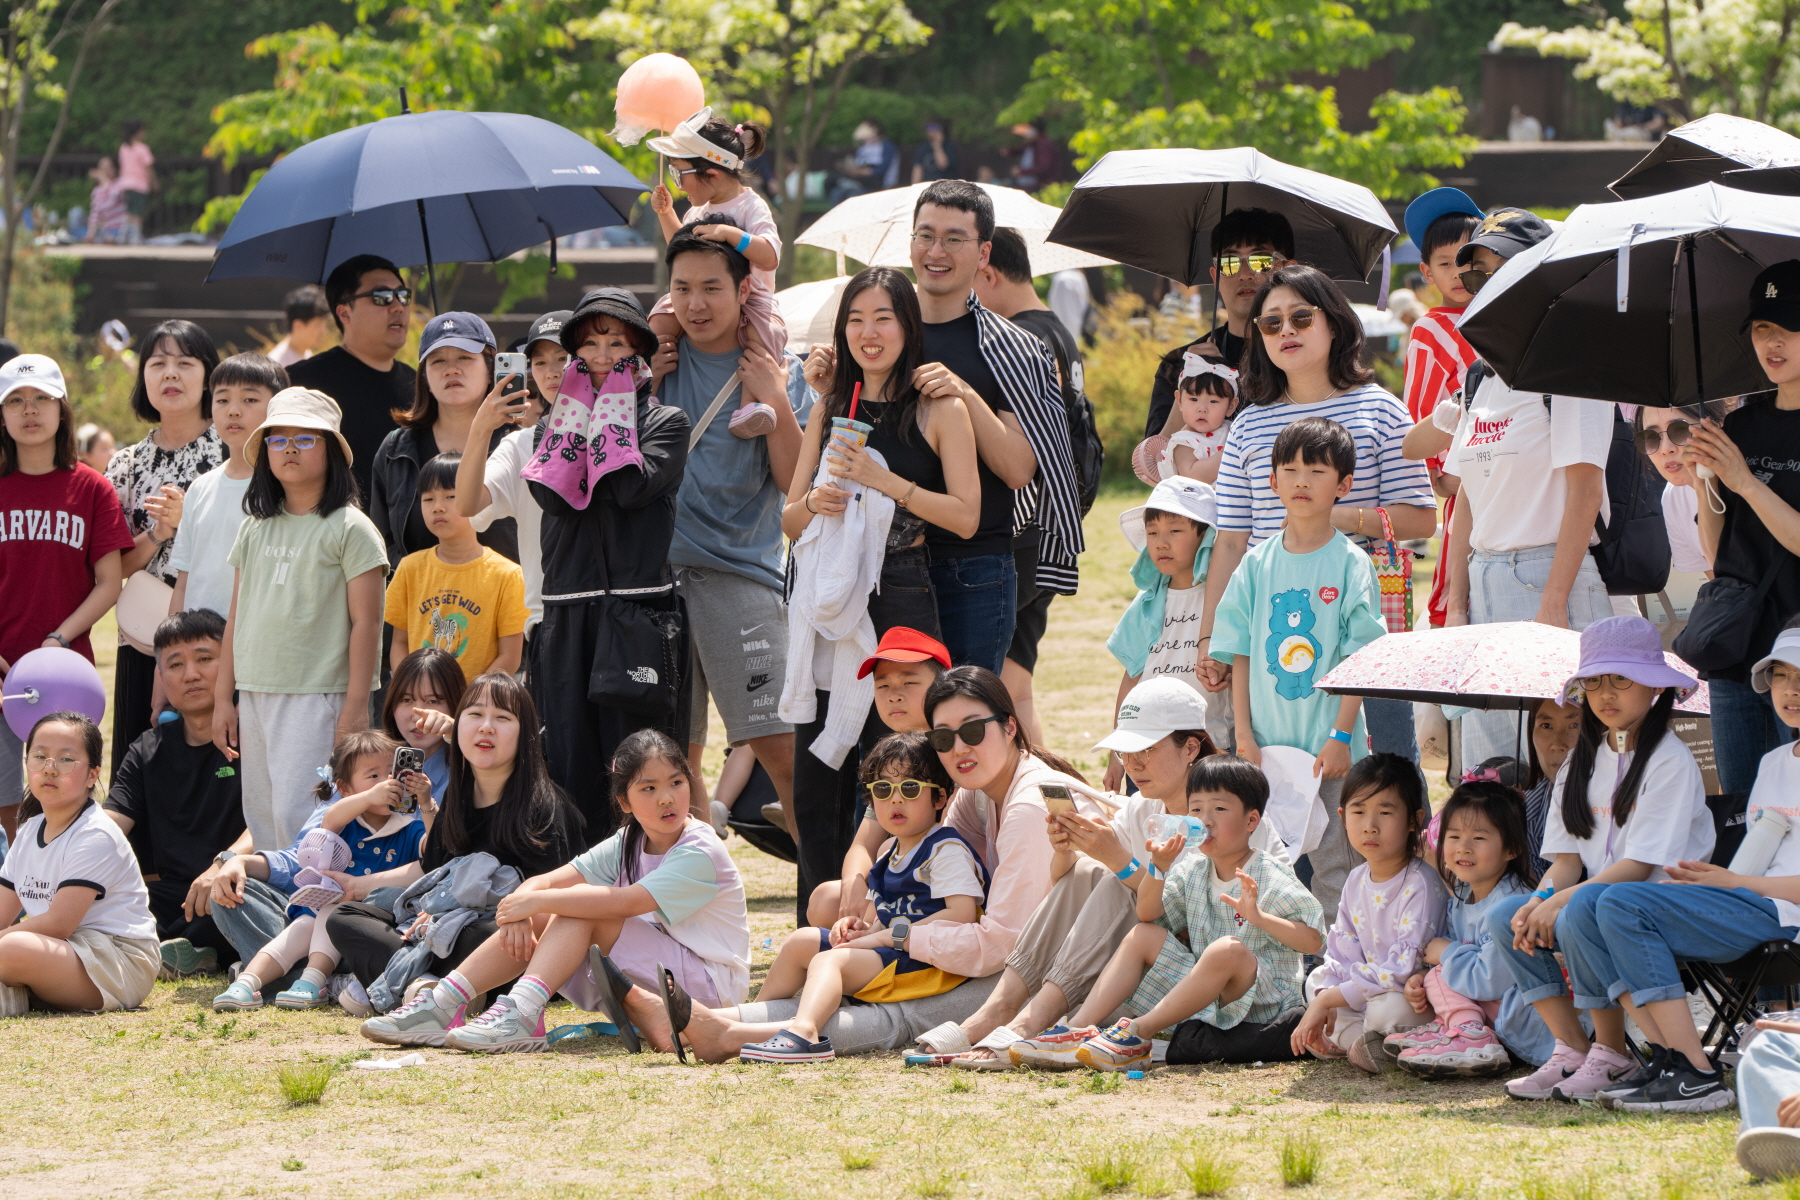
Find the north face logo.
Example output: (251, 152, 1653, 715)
(627, 666, 658, 684)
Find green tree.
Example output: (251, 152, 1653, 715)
(991, 0, 1476, 198)
(578, 0, 933, 285)
(1494, 0, 1800, 130)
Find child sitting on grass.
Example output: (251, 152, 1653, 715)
(741, 731, 987, 1063)
(0, 713, 158, 1014)
(384, 452, 528, 685)
(212, 729, 429, 1011)
(1057, 754, 1323, 1073)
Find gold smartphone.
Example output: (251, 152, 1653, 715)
(1040, 783, 1075, 817)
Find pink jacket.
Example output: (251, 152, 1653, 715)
(906, 754, 1070, 978)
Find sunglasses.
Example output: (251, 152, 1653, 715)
(1458, 268, 1492, 296)
(1635, 421, 1695, 454)
(1254, 307, 1317, 336)
(349, 286, 413, 307)
(265, 433, 322, 452)
(1218, 252, 1277, 276)
(1578, 674, 1640, 692)
(926, 714, 1005, 753)
(866, 779, 941, 801)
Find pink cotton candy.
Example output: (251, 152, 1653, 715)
(522, 358, 646, 510)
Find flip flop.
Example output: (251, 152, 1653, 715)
(657, 961, 693, 1064)
(588, 948, 642, 1054)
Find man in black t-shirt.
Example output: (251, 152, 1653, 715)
(105, 610, 251, 977)
(288, 254, 417, 499)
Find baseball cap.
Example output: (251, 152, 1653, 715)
(0, 353, 67, 403)
(1403, 187, 1482, 255)
(1455, 207, 1555, 267)
(244, 387, 354, 466)
(1094, 677, 1208, 754)
(527, 310, 573, 351)
(418, 311, 496, 359)
(1745, 261, 1800, 334)
(1119, 476, 1218, 553)
(857, 626, 952, 679)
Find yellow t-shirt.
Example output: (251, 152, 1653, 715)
(383, 546, 528, 683)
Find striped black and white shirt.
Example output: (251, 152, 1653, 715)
(965, 294, 1085, 595)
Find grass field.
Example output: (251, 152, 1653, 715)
(0, 492, 1766, 1200)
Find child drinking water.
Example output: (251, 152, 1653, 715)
(1388, 780, 1551, 1078)
(0, 714, 159, 1013)
(215, 388, 388, 851)
(741, 732, 986, 1063)
(646, 109, 786, 432)
(1293, 753, 1448, 1073)
(211, 729, 429, 1012)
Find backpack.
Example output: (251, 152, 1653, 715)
(1460, 362, 1669, 597)
(1066, 362, 1104, 517)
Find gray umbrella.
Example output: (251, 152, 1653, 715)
(1457, 182, 1800, 406)
(1609, 113, 1800, 199)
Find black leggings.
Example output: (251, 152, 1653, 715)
(326, 901, 500, 989)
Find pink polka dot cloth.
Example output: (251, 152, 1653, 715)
(522, 356, 646, 509)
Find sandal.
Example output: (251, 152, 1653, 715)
(951, 1026, 1023, 1071)
(657, 961, 693, 1064)
(589, 948, 642, 1054)
(915, 1021, 974, 1055)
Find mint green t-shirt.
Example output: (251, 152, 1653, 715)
(1209, 530, 1386, 757)
(226, 505, 388, 694)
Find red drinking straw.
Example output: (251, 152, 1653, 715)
(848, 381, 861, 422)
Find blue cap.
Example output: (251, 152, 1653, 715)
(1403, 187, 1482, 256)
(419, 311, 496, 359)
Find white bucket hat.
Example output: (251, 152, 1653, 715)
(646, 107, 742, 171)
(245, 387, 354, 466)
(1118, 476, 1218, 553)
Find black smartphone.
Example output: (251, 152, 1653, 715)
(392, 746, 426, 813)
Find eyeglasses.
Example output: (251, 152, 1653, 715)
(27, 753, 86, 775)
(866, 779, 942, 801)
(910, 232, 977, 253)
(667, 165, 700, 182)
(1, 393, 47, 410)
(1458, 268, 1493, 296)
(1635, 421, 1695, 454)
(926, 714, 1005, 753)
(348, 286, 413, 308)
(1578, 674, 1640, 692)
(1217, 252, 1277, 276)
(265, 434, 322, 452)
(1254, 307, 1317, 336)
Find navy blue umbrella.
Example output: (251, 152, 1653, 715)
(206, 101, 648, 310)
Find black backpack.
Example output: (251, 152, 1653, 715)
(1460, 362, 1669, 597)
(1014, 309, 1103, 516)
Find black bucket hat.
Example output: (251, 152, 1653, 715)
(562, 288, 657, 359)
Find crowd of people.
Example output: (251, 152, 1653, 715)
(6, 113, 1800, 1182)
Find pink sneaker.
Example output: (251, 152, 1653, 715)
(1550, 1043, 1635, 1102)
(1398, 1022, 1511, 1079)
(1505, 1039, 1587, 1100)
(1383, 1020, 1442, 1061)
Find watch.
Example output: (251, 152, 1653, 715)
(213, 850, 236, 866)
(889, 917, 911, 951)
(45, 632, 69, 649)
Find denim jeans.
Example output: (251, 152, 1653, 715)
(1710, 676, 1793, 796)
(928, 552, 1016, 673)
(1738, 1029, 1800, 1129)
(1364, 698, 1419, 763)
(207, 877, 305, 990)
(1487, 886, 1618, 1008)
(1463, 545, 1614, 768)
(1584, 882, 1798, 1007)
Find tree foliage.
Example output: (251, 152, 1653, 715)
(1495, 0, 1800, 130)
(990, 0, 1476, 197)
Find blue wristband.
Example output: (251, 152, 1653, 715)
(1531, 884, 1555, 901)
(736, 231, 753, 254)
(1115, 859, 1140, 881)
(1147, 863, 1167, 881)
(1327, 729, 1352, 746)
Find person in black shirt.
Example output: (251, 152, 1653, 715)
(104, 610, 249, 975)
(288, 255, 417, 500)
(910, 120, 959, 185)
(1144, 209, 1296, 438)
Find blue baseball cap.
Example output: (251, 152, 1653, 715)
(418, 311, 496, 359)
(1403, 187, 1483, 257)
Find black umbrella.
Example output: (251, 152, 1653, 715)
(1610, 113, 1800, 199)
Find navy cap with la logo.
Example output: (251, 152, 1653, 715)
(1745, 261, 1800, 334)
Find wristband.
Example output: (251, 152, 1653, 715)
(1327, 729, 1352, 746)
(1114, 858, 1140, 881)
(1531, 884, 1555, 901)
(1147, 863, 1167, 881)
(736, 231, 752, 254)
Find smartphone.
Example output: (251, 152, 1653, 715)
(1040, 783, 1075, 818)
(495, 351, 529, 399)
(392, 746, 426, 813)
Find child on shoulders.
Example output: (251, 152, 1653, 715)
(1135, 350, 1240, 486)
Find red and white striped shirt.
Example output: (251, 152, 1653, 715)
(1402, 307, 1477, 473)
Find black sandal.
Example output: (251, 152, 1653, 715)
(588, 948, 641, 1054)
(658, 961, 693, 1063)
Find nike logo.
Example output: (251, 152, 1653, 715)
(740, 624, 764, 636)
(747, 673, 771, 692)
(1676, 1081, 1716, 1096)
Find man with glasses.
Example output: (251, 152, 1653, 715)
(289, 254, 417, 498)
(1146, 209, 1296, 439)
(908, 180, 1082, 672)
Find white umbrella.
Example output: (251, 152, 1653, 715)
(1353, 303, 1407, 340)
(775, 275, 851, 354)
(796, 182, 1113, 276)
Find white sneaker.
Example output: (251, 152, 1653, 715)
(1551, 1044, 1635, 1102)
(336, 977, 373, 1018)
(1738, 1128, 1800, 1180)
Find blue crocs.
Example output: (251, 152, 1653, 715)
(274, 977, 328, 1009)
(213, 979, 263, 1012)
(739, 1029, 835, 1063)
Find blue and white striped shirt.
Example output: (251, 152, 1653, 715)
(1215, 383, 1435, 547)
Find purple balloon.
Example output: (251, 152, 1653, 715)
(3, 647, 106, 740)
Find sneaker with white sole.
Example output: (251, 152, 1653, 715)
(336, 977, 373, 1019)
(1608, 1059, 1735, 1114)
(1075, 1019, 1151, 1073)
(360, 989, 466, 1047)
(158, 938, 218, 980)
(1550, 1044, 1635, 1102)
(1010, 1024, 1097, 1071)
(1738, 1127, 1800, 1180)
(1593, 1045, 1666, 1108)
(1382, 1020, 1442, 1061)
(444, 997, 547, 1054)
(1396, 1022, 1510, 1079)
(1505, 1039, 1588, 1100)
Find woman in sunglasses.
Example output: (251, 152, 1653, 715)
(1200, 264, 1436, 768)
(1635, 403, 1729, 642)
(646, 666, 1085, 1060)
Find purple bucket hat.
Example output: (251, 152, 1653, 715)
(1559, 615, 1697, 704)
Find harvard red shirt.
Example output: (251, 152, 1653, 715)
(0, 464, 134, 666)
